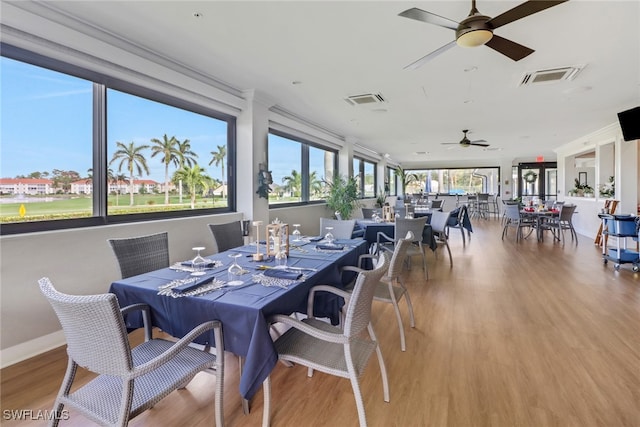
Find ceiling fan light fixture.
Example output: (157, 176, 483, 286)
(457, 29, 493, 47)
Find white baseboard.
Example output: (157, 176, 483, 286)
(1, 330, 66, 369)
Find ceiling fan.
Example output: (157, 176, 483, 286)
(399, 0, 568, 70)
(442, 130, 490, 148)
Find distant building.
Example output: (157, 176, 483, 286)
(0, 178, 54, 195)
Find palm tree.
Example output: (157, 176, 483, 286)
(109, 141, 150, 206)
(309, 171, 323, 198)
(150, 134, 180, 205)
(173, 165, 211, 209)
(209, 145, 227, 195)
(282, 169, 302, 200)
(176, 138, 198, 168)
(176, 138, 199, 203)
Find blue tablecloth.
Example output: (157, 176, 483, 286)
(109, 238, 367, 400)
(356, 220, 437, 251)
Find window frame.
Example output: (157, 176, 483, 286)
(267, 128, 338, 208)
(1, 43, 236, 236)
(352, 156, 377, 199)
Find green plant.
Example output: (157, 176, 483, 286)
(394, 166, 418, 198)
(375, 186, 387, 208)
(324, 175, 359, 219)
(599, 176, 615, 198)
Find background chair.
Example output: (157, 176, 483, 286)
(319, 217, 356, 240)
(268, 253, 390, 427)
(376, 216, 428, 279)
(345, 232, 416, 351)
(361, 207, 380, 219)
(429, 211, 453, 267)
(39, 277, 224, 427)
(208, 221, 244, 253)
(429, 199, 444, 210)
(445, 205, 472, 246)
(108, 232, 170, 279)
(543, 204, 578, 244)
(501, 204, 533, 242)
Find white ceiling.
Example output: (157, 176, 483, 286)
(3, 1, 639, 166)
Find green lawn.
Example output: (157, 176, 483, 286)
(0, 194, 228, 222)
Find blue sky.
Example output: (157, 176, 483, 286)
(1, 57, 227, 183)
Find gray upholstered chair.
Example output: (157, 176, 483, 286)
(376, 216, 428, 279)
(361, 207, 380, 219)
(430, 210, 453, 267)
(39, 277, 224, 427)
(208, 220, 244, 253)
(344, 232, 416, 351)
(108, 232, 170, 279)
(501, 203, 534, 242)
(319, 217, 356, 240)
(268, 252, 390, 427)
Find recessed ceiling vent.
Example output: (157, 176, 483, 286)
(344, 93, 386, 106)
(518, 65, 585, 86)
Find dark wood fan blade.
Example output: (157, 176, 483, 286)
(486, 0, 568, 30)
(398, 7, 460, 31)
(485, 35, 534, 61)
(469, 142, 490, 147)
(470, 139, 487, 144)
(404, 40, 457, 70)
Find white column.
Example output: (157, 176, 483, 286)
(236, 90, 274, 225)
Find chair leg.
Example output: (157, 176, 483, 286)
(401, 280, 416, 329)
(460, 227, 466, 246)
(390, 296, 407, 351)
(262, 376, 271, 427)
(238, 356, 250, 415)
(444, 241, 453, 267)
(367, 323, 390, 403)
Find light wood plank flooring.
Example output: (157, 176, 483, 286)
(2, 219, 639, 426)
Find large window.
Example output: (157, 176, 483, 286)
(405, 167, 500, 195)
(0, 46, 235, 235)
(267, 131, 336, 205)
(353, 156, 376, 198)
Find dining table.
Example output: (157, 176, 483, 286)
(520, 208, 560, 241)
(109, 237, 368, 401)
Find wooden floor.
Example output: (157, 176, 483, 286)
(2, 218, 639, 427)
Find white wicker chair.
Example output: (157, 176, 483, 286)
(107, 232, 170, 279)
(375, 216, 428, 279)
(319, 217, 356, 239)
(268, 253, 390, 427)
(344, 232, 416, 351)
(39, 277, 224, 427)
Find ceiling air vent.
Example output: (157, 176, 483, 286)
(518, 65, 585, 87)
(344, 93, 386, 106)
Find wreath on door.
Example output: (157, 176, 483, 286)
(523, 171, 538, 183)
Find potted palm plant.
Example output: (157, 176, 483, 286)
(394, 166, 418, 200)
(324, 175, 359, 219)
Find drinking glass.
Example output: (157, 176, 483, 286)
(227, 253, 244, 285)
(190, 246, 207, 276)
(324, 226, 335, 246)
(292, 224, 302, 242)
(274, 250, 288, 268)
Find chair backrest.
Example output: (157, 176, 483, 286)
(208, 221, 244, 253)
(361, 207, 380, 219)
(504, 203, 521, 221)
(394, 217, 427, 242)
(108, 232, 170, 279)
(387, 232, 414, 279)
(385, 196, 398, 207)
(319, 218, 356, 239)
(38, 277, 133, 376)
(429, 210, 450, 234)
(559, 204, 577, 221)
(478, 193, 489, 201)
(343, 252, 389, 338)
(429, 200, 444, 209)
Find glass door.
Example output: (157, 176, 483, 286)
(517, 162, 557, 202)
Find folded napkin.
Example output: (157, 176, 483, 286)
(308, 236, 323, 242)
(316, 244, 345, 251)
(173, 276, 215, 293)
(181, 260, 218, 268)
(264, 269, 302, 280)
